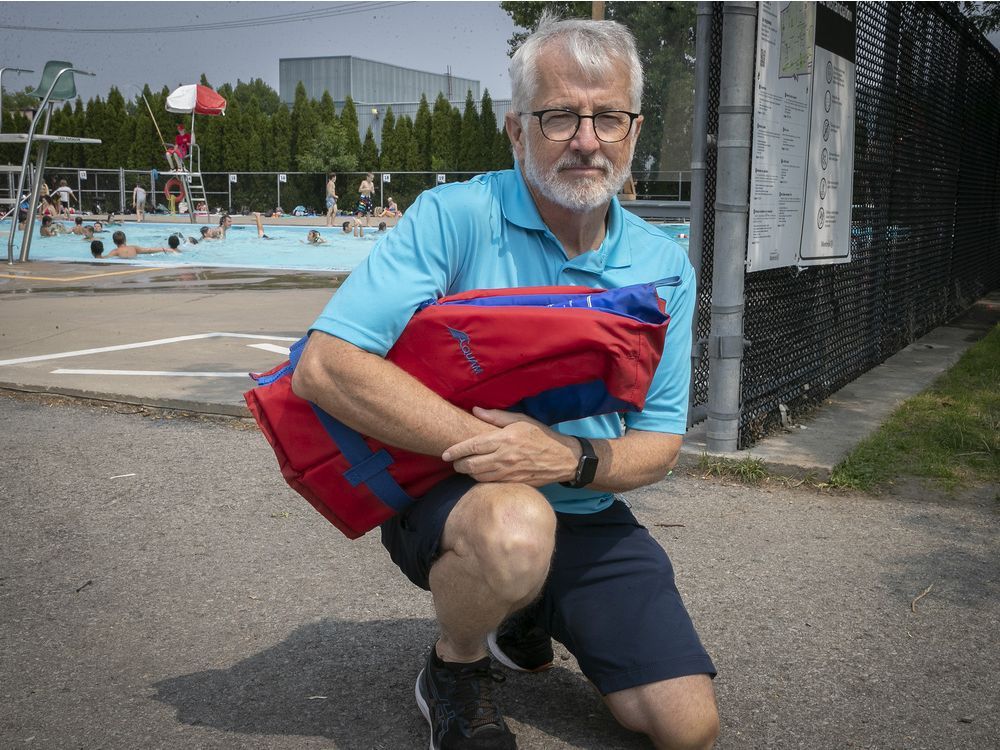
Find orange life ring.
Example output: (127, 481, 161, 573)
(163, 178, 186, 203)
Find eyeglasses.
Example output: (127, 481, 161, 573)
(519, 109, 640, 143)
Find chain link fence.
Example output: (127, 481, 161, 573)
(696, 1, 1000, 448)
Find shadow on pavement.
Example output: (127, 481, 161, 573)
(152, 617, 647, 749)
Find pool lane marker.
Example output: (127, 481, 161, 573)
(0, 332, 298, 368)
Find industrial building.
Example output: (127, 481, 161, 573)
(278, 56, 510, 146)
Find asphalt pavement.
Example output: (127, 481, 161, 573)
(1, 259, 998, 749)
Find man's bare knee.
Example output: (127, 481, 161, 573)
(605, 674, 719, 750)
(443, 483, 555, 601)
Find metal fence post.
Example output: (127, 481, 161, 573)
(706, 1, 756, 453)
(118, 167, 125, 214)
(687, 1, 714, 427)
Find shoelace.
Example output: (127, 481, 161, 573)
(442, 664, 507, 732)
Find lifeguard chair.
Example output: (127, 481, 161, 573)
(2, 61, 102, 263)
(160, 84, 226, 223)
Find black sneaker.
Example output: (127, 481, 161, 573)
(414, 648, 516, 750)
(486, 607, 554, 673)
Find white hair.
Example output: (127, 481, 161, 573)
(509, 10, 643, 114)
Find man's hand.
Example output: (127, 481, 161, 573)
(442, 407, 579, 486)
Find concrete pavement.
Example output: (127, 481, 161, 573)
(1, 260, 996, 474)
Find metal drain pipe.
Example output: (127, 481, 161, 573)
(706, 1, 756, 452)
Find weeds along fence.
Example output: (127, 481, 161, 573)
(696, 1, 1000, 448)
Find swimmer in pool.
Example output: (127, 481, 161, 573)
(341, 216, 364, 237)
(202, 214, 232, 240)
(305, 229, 327, 245)
(39, 215, 68, 237)
(253, 212, 279, 239)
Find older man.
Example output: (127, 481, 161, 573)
(293, 13, 717, 750)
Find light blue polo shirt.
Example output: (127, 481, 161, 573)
(311, 166, 695, 514)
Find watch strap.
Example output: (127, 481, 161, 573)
(560, 436, 598, 489)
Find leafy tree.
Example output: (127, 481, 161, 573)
(500, 1, 697, 180)
(960, 1, 1000, 33)
(298, 119, 359, 173)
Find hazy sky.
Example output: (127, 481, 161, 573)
(0, 1, 521, 103)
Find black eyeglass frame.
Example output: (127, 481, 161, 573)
(518, 109, 641, 143)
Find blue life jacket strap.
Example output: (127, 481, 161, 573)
(308, 403, 414, 514)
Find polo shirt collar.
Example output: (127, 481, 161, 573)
(499, 164, 633, 272)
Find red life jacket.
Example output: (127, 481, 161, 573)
(245, 279, 678, 539)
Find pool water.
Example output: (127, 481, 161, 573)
(2, 220, 690, 272)
(3, 220, 383, 272)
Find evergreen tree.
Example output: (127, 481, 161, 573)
(413, 94, 433, 170)
(430, 93, 455, 171)
(379, 107, 400, 170)
(290, 81, 320, 169)
(360, 127, 379, 172)
(448, 107, 463, 172)
(104, 87, 131, 169)
(269, 105, 293, 170)
(339, 96, 363, 164)
(317, 91, 336, 124)
(458, 89, 484, 171)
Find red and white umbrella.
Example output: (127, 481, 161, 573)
(165, 84, 227, 116)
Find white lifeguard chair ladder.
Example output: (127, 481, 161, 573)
(161, 84, 226, 223)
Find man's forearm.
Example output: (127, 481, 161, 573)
(291, 331, 494, 457)
(586, 429, 682, 493)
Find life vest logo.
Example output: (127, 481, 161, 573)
(447, 327, 484, 376)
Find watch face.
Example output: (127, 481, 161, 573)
(578, 454, 599, 485)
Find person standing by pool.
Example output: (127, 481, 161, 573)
(292, 13, 717, 750)
(356, 172, 375, 221)
(52, 179, 76, 219)
(325, 174, 339, 227)
(132, 183, 147, 222)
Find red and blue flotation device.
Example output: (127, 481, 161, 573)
(244, 278, 679, 539)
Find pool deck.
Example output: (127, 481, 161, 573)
(1, 256, 997, 475)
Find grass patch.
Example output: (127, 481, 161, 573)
(829, 325, 1000, 492)
(696, 453, 770, 484)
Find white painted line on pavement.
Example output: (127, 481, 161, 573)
(248, 343, 291, 355)
(51, 369, 250, 378)
(0, 332, 298, 367)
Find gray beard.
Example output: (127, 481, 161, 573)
(522, 138, 633, 213)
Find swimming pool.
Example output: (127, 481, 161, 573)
(3, 220, 383, 272)
(2, 219, 690, 272)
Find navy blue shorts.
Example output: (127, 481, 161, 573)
(380, 475, 717, 695)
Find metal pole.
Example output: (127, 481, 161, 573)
(277, 175, 281, 211)
(686, 1, 714, 427)
(118, 167, 126, 215)
(228, 178, 232, 213)
(705, 1, 756, 453)
(0, 67, 34, 134)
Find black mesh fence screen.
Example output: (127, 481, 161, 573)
(697, 2, 1000, 448)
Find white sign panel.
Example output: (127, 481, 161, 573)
(78, 170, 87, 180)
(229, 173, 238, 183)
(382, 173, 391, 183)
(436, 174, 447, 184)
(747, 1, 857, 271)
(278, 173, 287, 183)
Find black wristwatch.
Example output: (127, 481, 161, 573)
(560, 436, 599, 489)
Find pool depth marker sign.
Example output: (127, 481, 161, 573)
(746, 1, 857, 272)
